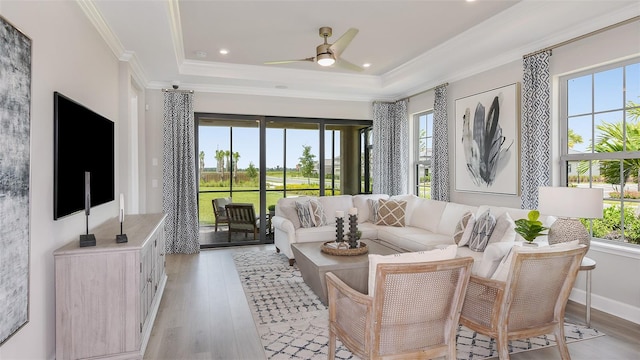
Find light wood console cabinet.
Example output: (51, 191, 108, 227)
(54, 213, 167, 360)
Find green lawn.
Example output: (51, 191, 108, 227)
(198, 187, 283, 225)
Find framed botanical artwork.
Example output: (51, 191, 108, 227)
(454, 83, 520, 195)
(0, 15, 31, 345)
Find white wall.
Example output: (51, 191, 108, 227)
(407, 20, 640, 323)
(0, 1, 121, 359)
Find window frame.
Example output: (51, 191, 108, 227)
(559, 56, 640, 247)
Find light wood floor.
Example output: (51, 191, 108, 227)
(144, 245, 640, 360)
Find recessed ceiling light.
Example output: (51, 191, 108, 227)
(363, 63, 371, 68)
(195, 51, 207, 58)
(219, 49, 229, 55)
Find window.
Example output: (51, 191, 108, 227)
(560, 58, 640, 246)
(414, 111, 433, 198)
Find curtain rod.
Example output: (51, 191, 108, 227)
(524, 15, 640, 59)
(162, 88, 194, 94)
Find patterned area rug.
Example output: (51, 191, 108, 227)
(233, 251, 604, 360)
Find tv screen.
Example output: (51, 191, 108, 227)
(54, 92, 115, 220)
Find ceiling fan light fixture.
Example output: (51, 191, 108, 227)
(317, 53, 335, 66)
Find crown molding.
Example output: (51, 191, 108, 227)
(167, 0, 185, 69)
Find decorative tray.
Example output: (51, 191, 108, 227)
(321, 241, 368, 256)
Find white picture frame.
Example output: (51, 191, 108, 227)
(454, 83, 520, 195)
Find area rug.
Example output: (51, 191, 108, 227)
(233, 251, 604, 360)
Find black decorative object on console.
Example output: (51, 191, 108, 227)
(79, 172, 96, 247)
(348, 211, 359, 249)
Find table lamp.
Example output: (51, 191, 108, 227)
(537, 186, 603, 248)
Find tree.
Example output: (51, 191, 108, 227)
(567, 129, 583, 149)
(215, 149, 225, 176)
(580, 101, 640, 191)
(232, 151, 240, 182)
(246, 161, 258, 182)
(299, 145, 316, 184)
(199, 151, 205, 181)
(225, 150, 231, 174)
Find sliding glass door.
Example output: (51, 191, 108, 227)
(196, 113, 372, 248)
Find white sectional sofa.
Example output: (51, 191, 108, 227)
(272, 194, 556, 278)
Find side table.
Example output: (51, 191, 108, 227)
(579, 256, 596, 327)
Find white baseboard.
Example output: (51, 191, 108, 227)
(570, 288, 640, 325)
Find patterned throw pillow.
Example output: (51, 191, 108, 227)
(375, 199, 407, 227)
(367, 198, 380, 223)
(295, 201, 314, 228)
(308, 199, 327, 227)
(468, 210, 497, 252)
(453, 211, 473, 245)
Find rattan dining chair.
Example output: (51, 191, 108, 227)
(326, 257, 474, 360)
(459, 245, 587, 360)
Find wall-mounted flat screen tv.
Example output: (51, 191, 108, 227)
(54, 92, 114, 220)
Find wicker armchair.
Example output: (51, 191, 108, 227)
(326, 257, 473, 360)
(459, 245, 587, 360)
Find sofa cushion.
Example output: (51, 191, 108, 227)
(367, 244, 458, 296)
(390, 194, 419, 225)
(458, 215, 476, 247)
(367, 199, 380, 222)
(318, 195, 354, 225)
(408, 198, 447, 232)
(491, 240, 583, 282)
(353, 194, 389, 224)
(468, 209, 496, 252)
(437, 203, 479, 236)
(375, 199, 407, 227)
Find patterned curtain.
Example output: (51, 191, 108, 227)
(163, 91, 200, 254)
(521, 50, 552, 209)
(372, 99, 409, 195)
(431, 84, 449, 201)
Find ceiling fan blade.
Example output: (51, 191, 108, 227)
(335, 57, 364, 72)
(329, 28, 358, 57)
(264, 57, 315, 65)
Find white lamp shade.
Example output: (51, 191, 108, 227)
(538, 186, 603, 219)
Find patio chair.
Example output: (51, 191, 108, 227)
(459, 245, 587, 360)
(326, 257, 473, 360)
(225, 203, 259, 242)
(212, 197, 231, 232)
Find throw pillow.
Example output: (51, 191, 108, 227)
(367, 245, 458, 296)
(468, 210, 497, 252)
(488, 213, 517, 244)
(367, 198, 380, 223)
(458, 215, 476, 247)
(375, 199, 407, 227)
(308, 199, 327, 227)
(295, 200, 314, 228)
(280, 204, 302, 229)
(453, 211, 473, 245)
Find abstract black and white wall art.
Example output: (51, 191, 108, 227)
(0, 15, 31, 345)
(455, 83, 520, 195)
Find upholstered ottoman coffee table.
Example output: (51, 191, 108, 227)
(291, 239, 400, 305)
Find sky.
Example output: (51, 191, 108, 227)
(198, 126, 340, 170)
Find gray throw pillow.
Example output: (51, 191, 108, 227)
(295, 201, 314, 228)
(469, 210, 497, 252)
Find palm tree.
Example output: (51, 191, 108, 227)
(232, 151, 240, 182)
(215, 149, 225, 177)
(224, 150, 231, 178)
(578, 101, 640, 191)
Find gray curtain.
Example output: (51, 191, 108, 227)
(431, 84, 449, 201)
(372, 99, 409, 195)
(163, 91, 200, 254)
(521, 50, 552, 209)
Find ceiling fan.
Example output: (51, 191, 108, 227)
(264, 27, 364, 72)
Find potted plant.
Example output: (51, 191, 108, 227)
(514, 210, 548, 245)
